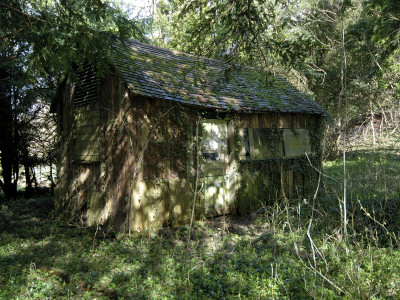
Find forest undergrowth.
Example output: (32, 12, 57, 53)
(1, 144, 400, 299)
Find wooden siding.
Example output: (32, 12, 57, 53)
(55, 73, 323, 232)
(72, 103, 101, 162)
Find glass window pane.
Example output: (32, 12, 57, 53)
(203, 152, 221, 161)
(283, 129, 311, 157)
(251, 128, 283, 159)
(203, 120, 227, 151)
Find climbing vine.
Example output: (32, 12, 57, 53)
(235, 115, 325, 214)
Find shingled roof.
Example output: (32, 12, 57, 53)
(111, 40, 326, 115)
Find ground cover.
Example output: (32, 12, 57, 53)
(1, 148, 400, 299)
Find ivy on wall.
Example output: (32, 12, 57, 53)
(234, 115, 324, 215)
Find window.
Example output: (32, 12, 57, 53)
(251, 128, 283, 159)
(202, 119, 227, 162)
(283, 129, 311, 157)
(74, 63, 99, 106)
(239, 128, 311, 160)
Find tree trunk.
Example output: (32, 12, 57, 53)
(49, 161, 56, 190)
(0, 68, 17, 199)
(24, 163, 33, 198)
(370, 99, 376, 145)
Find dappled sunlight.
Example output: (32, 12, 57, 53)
(3, 194, 400, 298)
(1, 0, 398, 297)
(78, 168, 90, 183)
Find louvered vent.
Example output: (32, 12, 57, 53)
(74, 63, 99, 106)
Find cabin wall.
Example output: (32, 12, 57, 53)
(55, 73, 324, 231)
(101, 81, 200, 231)
(54, 78, 106, 223)
(235, 113, 323, 214)
(55, 74, 201, 231)
(72, 104, 101, 161)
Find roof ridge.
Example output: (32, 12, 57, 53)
(125, 39, 229, 65)
(121, 39, 282, 76)
(110, 39, 327, 116)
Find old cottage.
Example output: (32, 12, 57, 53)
(53, 40, 327, 231)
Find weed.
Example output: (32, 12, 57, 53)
(1, 149, 400, 298)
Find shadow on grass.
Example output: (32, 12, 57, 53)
(2, 146, 400, 299)
(0, 197, 311, 298)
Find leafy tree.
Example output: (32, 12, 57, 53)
(350, 0, 400, 129)
(302, 0, 400, 152)
(154, 0, 315, 69)
(0, 0, 144, 199)
(151, 0, 399, 151)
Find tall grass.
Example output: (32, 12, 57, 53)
(1, 147, 399, 298)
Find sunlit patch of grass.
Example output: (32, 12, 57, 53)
(322, 149, 400, 239)
(1, 148, 400, 298)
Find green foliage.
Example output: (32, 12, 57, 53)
(302, 0, 399, 153)
(1, 0, 144, 78)
(0, 0, 144, 199)
(154, 0, 315, 69)
(2, 148, 400, 298)
(323, 149, 400, 239)
(149, 0, 399, 156)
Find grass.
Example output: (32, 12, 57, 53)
(1, 148, 400, 299)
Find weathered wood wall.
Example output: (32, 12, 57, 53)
(55, 73, 323, 231)
(55, 74, 201, 231)
(73, 103, 101, 162)
(235, 112, 323, 214)
(100, 76, 199, 230)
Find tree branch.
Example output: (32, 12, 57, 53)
(246, 0, 268, 69)
(1, 23, 35, 41)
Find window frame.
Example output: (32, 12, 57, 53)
(239, 127, 311, 160)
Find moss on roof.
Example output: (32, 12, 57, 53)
(111, 40, 327, 115)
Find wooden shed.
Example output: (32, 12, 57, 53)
(53, 40, 327, 231)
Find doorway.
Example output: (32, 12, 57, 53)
(202, 119, 229, 216)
